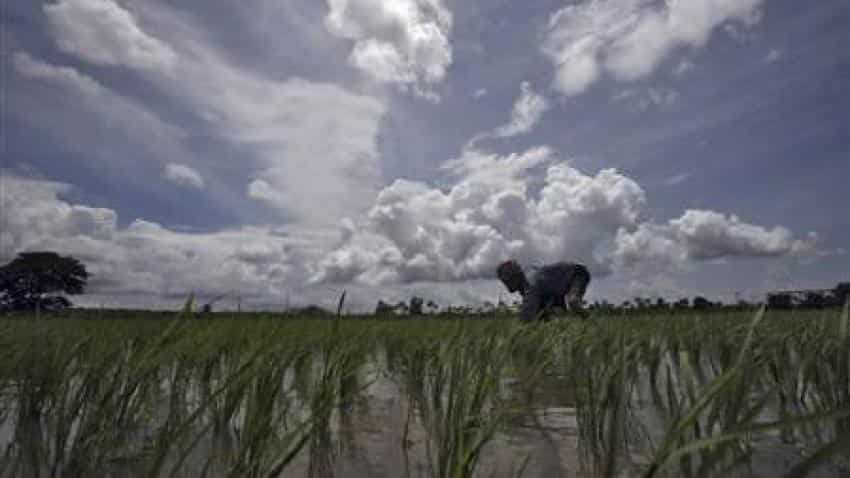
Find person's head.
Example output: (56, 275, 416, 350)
(497, 260, 528, 293)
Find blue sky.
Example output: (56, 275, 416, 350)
(3, 0, 849, 311)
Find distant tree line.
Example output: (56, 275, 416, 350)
(372, 282, 850, 318)
(766, 283, 850, 310)
(2, 250, 846, 318)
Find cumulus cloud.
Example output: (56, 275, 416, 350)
(163, 163, 204, 189)
(543, 0, 764, 96)
(313, 147, 814, 286)
(0, 162, 817, 310)
(620, 210, 814, 262)
(312, 147, 645, 284)
(2, 174, 487, 312)
(44, 0, 177, 71)
(1, 176, 117, 262)
(325, 0, 453, 96)
(611, 210, 817, 276)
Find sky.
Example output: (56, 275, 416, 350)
(2, 0, 849, 312)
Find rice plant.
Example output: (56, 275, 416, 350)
(1, 306, 848, 477)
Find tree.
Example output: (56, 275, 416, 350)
(394, 301, 409, 315)
(426, 300, 439, 314)
(409, 296, 424, 315)
(375, 300, 394, 315)
(835, 282, 850, 305)
(692, 296, 712, 310)
(674, 298, 690, 309)
(768, 293, 793, 310)
(0, 252, 88, 311)
(801, 291, 826, 309)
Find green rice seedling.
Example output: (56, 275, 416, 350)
(3, 307, 850, 477)
(391, 321, 511, 478)
(215, 349, 310, 477)
(306, 336, 368, 478)
(561, 318, 646, 477)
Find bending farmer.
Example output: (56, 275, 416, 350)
(497, 260, 591, 322)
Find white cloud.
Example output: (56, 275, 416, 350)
(673, 59, 694, 75)
(313, 147, 814, 286)
(473, 88, 488, 99)
(13, 52, 102, 96)
(17, 0, 822, 310)
(543, 0, 765, 96)
(166, 11, 388, 228)
(612, 210, 817, 272)
(312, 147, 643, 284)
(44, 0, 177, 71)
(764, 48, 783, 63)
(11, 52, 187, 170)
(664, 173, 691, 186)
(469, 82, 550, 145)
(669, 210, 815, 260)
(324, 0, 453, 96)
(493, 82, 550, 138)
(24, 0, 391, 309)
(1, 156, 817, 309)
(1, 174, 497, 312)
(203, 76, 387, 226)
(247, 179, 277, 203)
(724, 10, 763, 43)
(1, 176, 117, 263)
(612, 86, 679, 111)
(163, 163, 205, 189)
(43, 0, 389, 229)
(0, 174, 308, 307)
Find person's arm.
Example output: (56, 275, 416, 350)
(519, 288, 541, 322)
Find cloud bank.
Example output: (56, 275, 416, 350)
(312, 147, 814, 286)
(1, 175, 305, 306)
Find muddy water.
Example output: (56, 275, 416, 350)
(260, 369, 586, 478)
(0, 356, 847, 478)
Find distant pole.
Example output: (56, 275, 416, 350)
(237, 291, 241, 314)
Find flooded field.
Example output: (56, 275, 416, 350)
(1, 307, 849, 477)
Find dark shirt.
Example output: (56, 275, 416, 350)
(519, 262, 581, 322)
